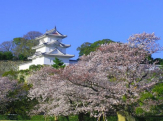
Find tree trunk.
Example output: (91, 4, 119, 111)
(54, 116, 58, 121)
(78, 113, 84, 121)
(117, 111, 126, 121)
(65, 116, 69, 121)
(117, 111, 136, 121)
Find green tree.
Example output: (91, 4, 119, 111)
(52, 57, 65, 69)
(13, 38, 37, 58)
(18, 54, 27, 60)
(0, 51, 3, 60)
(2, 70, 18, 80)
(77, 39, 114, 56)
(154, 58, 163, 65)
(3, 51, 13, 60)
(29, 64, 44, 71)
(13, 31, 42, 59)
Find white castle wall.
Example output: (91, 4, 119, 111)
(19, 62, 33, 70)
(32, 57, 44, 65)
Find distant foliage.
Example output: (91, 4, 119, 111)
(77, 39, 114, 56)
(153, 58, 163, 65)
(13, 37, 38, 58)
(52, 57, 65, 69)
(2, 70, 18, 80)
(0, 61, 24, 76)
(0, 40, 15, 52)
(18, 54, 27, 60)
(29, 64, 44, 71)
(0, 31, 42, 61)
(0, 51, 13, 60)
(23, 31, 42, 40)
(2, 64, 44, 82)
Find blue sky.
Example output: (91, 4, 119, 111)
(0, 0, 163, 59)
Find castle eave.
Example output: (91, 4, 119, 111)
(32, 42, 71, 49)
(44, 54, 74, 58)
(35, 34, 67, 40)
(47, 34, 67, 38)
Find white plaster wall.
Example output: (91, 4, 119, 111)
(39, 39, 43, 45)
(50, 49, 59, 54)
(58, 38, 62, 43)
(19, 62, 33, 70)
(57, 47, 66, 53)
(44, 56, 69, 65)
(32, 57, 44, 65)
(49, 36, 62, 42)
(45, 46, 50, 52)
(59, 57, 69, 65)
(44, 37, 48, 43)
(47, 46, 66, 54)
(48, 46, 55, 52)
(19, 57, 44, 70)
(36, 46, 46, 52)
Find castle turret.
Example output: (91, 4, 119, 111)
(19, 27, 74, 70)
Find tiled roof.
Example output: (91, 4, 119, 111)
(35, 27, 67, 40)
(32, 40, 70, 49)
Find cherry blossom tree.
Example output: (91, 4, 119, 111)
(27, 66, 92, 116)
(28, 33, 163, 121)
(128, 32, 162, 54)
(62, 33, 163, 120)
(63, 43, 162, 119)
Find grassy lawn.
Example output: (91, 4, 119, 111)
(0, 115, 117, 121)
(2, 114, 163, 121)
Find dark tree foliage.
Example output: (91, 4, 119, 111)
(0, 51, 14, 60)
(0, 52, 3, 60)
(154, 58, 163, 65)
(5, 83, 38, 120)
(146, 55, 163, 65)
(0, 77, 37, 119)
(52, 57, 65, 69)
(13, 37, 22, 45)
(2, 70, 18, 80)
(18, 54, 27, 60)
(77, 39, 114, 56)
(3, 51, 13, 60)
(29, 64, 44, 71)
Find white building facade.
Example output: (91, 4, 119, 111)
(19, 27, 74, 70)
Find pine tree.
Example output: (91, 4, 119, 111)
(52, 57, 65, 69)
